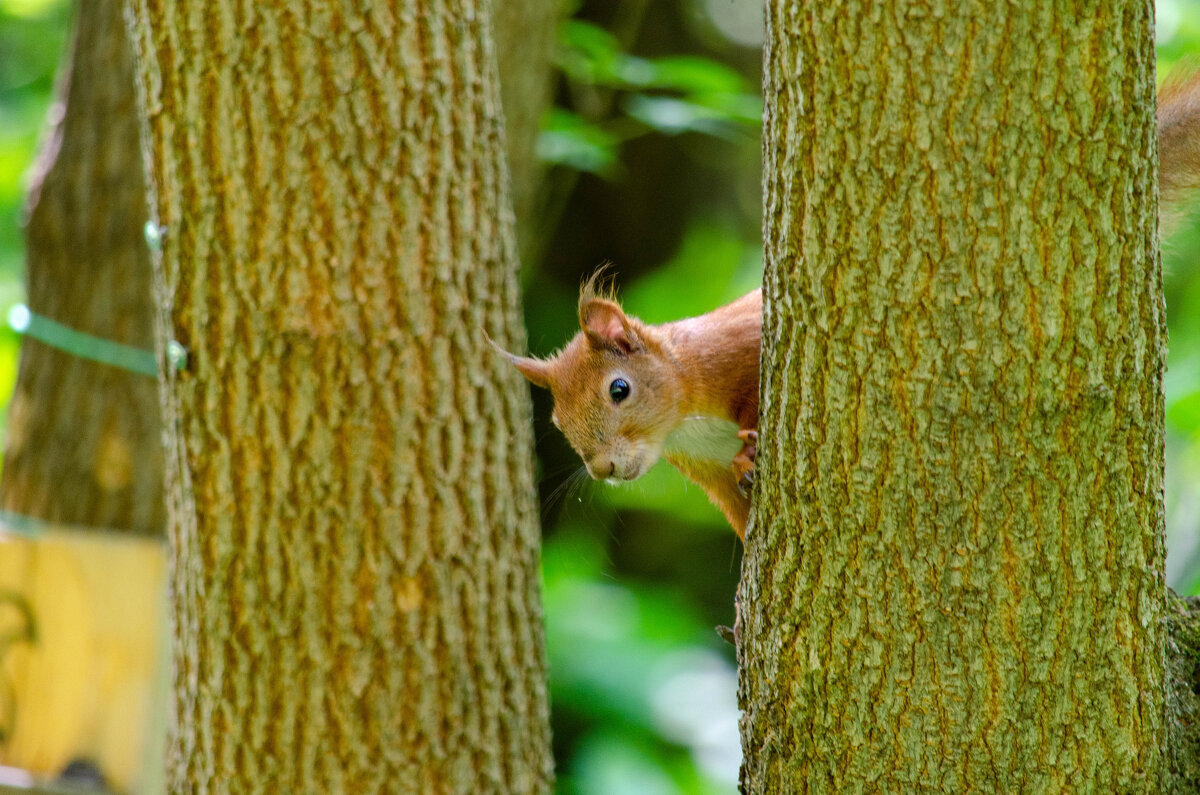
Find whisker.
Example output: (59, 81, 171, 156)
(567, 467, 594, 504)
(542, 459, 585, 481)
(542, 466, 591, 519)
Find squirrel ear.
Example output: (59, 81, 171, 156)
(580, 298, 641, 354)
(485, 332, 554, 389)
(511, 356, 553, 389)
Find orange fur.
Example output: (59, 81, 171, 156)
(1160, 66, 1200, 232)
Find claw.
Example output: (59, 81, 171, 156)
(737, 468, 754, 497)
(732, 428, 757, 497)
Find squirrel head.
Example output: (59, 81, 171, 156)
(495, 282, 684, 482)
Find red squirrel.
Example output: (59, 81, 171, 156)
(499, 279, 761, 538)
(500, 70, 1200, 541)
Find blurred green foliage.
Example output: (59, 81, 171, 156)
(0, 0, 1199, 793)
(540, 20, 760, 181)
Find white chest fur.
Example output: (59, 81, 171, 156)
(663, 416, 742, 466)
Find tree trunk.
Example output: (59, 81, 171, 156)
(738, 1, 1166, 791)
(1168, 594, 1200, 791)
(126, 1, 553, 791)
(1, 0, 162, 534)
(493, 0, 561, 262)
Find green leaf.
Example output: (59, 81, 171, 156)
(537, 108, 621, 177)
(622, 94, 758, 140)
(558, 21, 754, 99)
(642, 56, 747, 94)
(622, 95, 720, 136)
(559, 20, 631, 86)
(687, 90, 762, 126)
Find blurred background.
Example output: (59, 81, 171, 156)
(1, 0, 1198, 793)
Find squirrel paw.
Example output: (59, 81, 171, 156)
(733, 429, 757, 497)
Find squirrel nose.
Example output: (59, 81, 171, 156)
(589, 459, 615, 479)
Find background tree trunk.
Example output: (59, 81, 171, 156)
(126, 0, 553, 790)
(1168, 594, 1200, 791)
(0, 0, 162, 533)
(738, 1, 1165, 790)
(492, 0, 561, 262)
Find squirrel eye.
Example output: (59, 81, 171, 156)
(609, 378, 631, 404)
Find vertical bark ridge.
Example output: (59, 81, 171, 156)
(127, 0, 552, 791)
(741, 1, 1163, 791)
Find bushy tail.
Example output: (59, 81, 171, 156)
(1159, 66, 1200, 232)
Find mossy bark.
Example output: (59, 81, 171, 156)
(1168, 593, 1200, 793)
(126, 1, 553, 791)
(0, 0, 162, 535)
(739, 1, 1166, 791)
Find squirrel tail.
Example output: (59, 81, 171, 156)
(1159, 65, 1200, 232)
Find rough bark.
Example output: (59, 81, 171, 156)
(492, 0, 561, 261)
(739, 1, 1165, 791)
(126, 1, 553, 791)
(1168, 593, 1200, 793)
(0, 0, 162, 534)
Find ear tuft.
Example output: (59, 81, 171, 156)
(579, 264, 619, 307)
